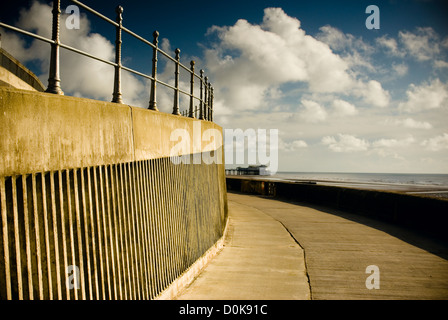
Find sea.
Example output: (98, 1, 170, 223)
(270, 172, 448, 187)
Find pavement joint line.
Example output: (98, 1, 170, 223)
(227, 197, 313, 299)
(276, 220, 313, 300)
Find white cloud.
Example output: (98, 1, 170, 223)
(376, 35, 405, 57)
(355, 80, 390, 108)
(321, 134, 369, 153)
(316, 25, 352, 51)
(392, 63, 408, 77)
(399, 27, 441, 61)
(291, 140, 308, 148)
(332, 99, 358, 116)
(317, 25, 372, 54)
(317, 25, 375, 72)
(376, 28, 447, 71)
(399, 79, 448, 112)
(368, 136, 415, 159)
(434, 60, 448, 69)
(373, 136, 415, 148)
(394, 118, 432, 130)
(299, 99, 327, 123)
(280, 139, 308, 152)
(421, 133, 448, 151)
(443, 37, 448, 48)
(205, 8, 358, 114)
(205, 8, 395, 116)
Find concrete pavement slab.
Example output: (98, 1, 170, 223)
(175, 194, 311, 300)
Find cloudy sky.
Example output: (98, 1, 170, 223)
(1, 0, 448, 173)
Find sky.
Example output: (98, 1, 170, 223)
(1, 0, 448, 174)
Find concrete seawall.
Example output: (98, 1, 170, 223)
(226, 176, 448, 242)
(0, 87, 227, 300)
(0, 48, 45, 92)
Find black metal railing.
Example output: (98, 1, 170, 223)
(0, 0, 214, 121)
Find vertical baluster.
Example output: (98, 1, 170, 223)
(32, 174, 44, 300)
(149, 31, 159, 111)
(49, 171, 62, 300)
(172, 49, 181, 115)
(46, 0, 64, 95)
(204, 77, 208, 121)
(199, 70, 204, 120)
(189, 61, 195, 118)
(112, 6, 124, 104)
(139, 161, 152, 299)
(87, 167, 100, 299)
(210, 87, 214, 122)
(207, 82, 212, 121)
(1, 177, 12, 300)
(113, 164, 126, 299)
(80, 168, 93, 300)
(11, 176, 24, 300)
(109, 165, 123, 300)
(22, 175, 33, 300)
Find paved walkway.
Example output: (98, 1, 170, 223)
(175, 193, 311, 300)
(175, 192, 448, 300)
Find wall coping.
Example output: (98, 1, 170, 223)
(0, 87, 223, 176)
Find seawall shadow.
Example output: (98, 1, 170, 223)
(228, 191, 448, 261)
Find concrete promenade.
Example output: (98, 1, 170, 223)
(175, 192, 448, 300)
(176, 193, 311, 300)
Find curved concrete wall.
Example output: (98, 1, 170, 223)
(0, 88, 222, 176)
(0, 48, 45, 92)
(0, 87, 227, 300)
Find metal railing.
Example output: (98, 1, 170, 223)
(0, 0, 214, 121)
(0, 156, 226, 300)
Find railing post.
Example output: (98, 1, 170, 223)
(207, 83, 212, 121)
(46, 0, 64, 95)
(204, 76, 208, 121)
(112, 5, 124, 103)
(189, 60, 195, 118)
(210, 86, 214, 122)
(172, 48, 181, 115)
(148, 30, 159, 111)
(199, 69, 204, 120)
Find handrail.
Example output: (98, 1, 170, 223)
(0, 0, 214, 121)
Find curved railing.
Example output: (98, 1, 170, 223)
(0, 0, 214, 121)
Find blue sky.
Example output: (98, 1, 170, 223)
(1, 0, 448, 173)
